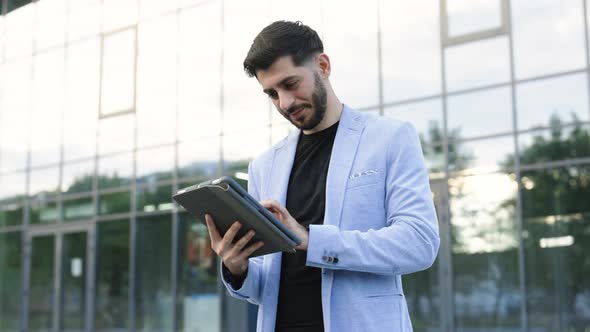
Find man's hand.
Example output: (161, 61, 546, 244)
(205, 214, 264, 276)
(260, 200, 309, 251)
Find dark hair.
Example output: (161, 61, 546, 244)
(243, 20, 323, 77)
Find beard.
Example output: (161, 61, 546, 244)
(282, 72, 328, 131)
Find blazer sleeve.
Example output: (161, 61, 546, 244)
(306, 122, 440, 275)
(220, 161, 265, 305)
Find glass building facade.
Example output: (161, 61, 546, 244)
(0, 0, 589, 331)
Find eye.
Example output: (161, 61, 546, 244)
(284, 80, 299, 90)
(266, 90, 278, 100)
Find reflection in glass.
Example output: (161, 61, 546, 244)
(136, 184, 173, 213)
(521, 165, 590, 331)
(29, 234, 55, 332)
(62, 160, 95, 195)
(449, 173, 521, 329)
(63, 196, 94, 221)
(137, 16, 176, 148)
(61, 231, 87, 331)
(30, 197, 58, 225)
(449, 135, 514, 174)
(0, 172, 26, 203)
(512, 0, 585, 79)
(177, 3, 222, 141)
(381, 0, 441, 102)
(222, 0, 270, 133)
(445, 36, 510, 92)
(0, 232, 21, 332)
(223, 128, 270, 174)
(98, 191, 130, 216)
(97, 153, 132, 189)
(0, 203, 23, 227)
(96, 220, 130, 331)
(516, 73, 589, 131)
(422, 143, 446, 174)
(518, 122, 590, 165)
(29, 166, 60, 197)
(176, 212, 219, 332)
(64, 38, 99, 161)
(4, 5, 33, 59)
(270, 0, 322, 31)
(67, 2, 101, 42)
(446, 0, 502, 37)
(139, 0, 177, 20)
(31, 50, 64, 167)
(102, 0, 137, 33)
(101, 29, 136, 116)
(323, 0, 379, 108)
(35, 0, 66, 51)
(98, 114, 134, 155)
(0, 59, 31, 172)
(384, 99, 443, 144)
(178, 138, 220, 180)
(135, 215, 173, 330)
(448, 87, 512, 139)
(136, 146, 174, 183)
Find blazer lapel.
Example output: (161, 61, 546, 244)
(325, 106, 366, 227)
(265, 129, 300, 205)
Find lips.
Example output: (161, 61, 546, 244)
(290, 107, 307, 119)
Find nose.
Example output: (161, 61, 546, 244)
(278, 90, 295, 112)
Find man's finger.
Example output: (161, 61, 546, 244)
(222, 221, 242, 245)
(239, 241, 264, 260)
(233, 230, 256, 252)
(205, 214, 221, 243)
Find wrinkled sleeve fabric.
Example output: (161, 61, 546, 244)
(306, 122, 440, 275)
(220, 161, 265, 305)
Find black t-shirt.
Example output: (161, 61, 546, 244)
(275, 121, 339, 332)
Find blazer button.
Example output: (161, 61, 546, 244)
(322, 255, 329, 263)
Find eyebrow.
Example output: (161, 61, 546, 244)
(262, 75, 299, 95)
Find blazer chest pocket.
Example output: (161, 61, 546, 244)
(346, 168, 382, 189)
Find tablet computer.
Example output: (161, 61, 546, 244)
(172, 176, 301, 257)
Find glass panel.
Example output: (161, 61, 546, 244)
(101, 29, 136, 116)
(31, 50, 64, 167)
(98, 191, 130, 216)
(63, 196, 93, 221)
(137, 146, 174, 183)
(29, 166, 60, 197)
(30, 197, 58, 225)
(518, 124, 590, 166)
(177, 3, 222, 141)
(0, 59, 31, 172)
(512, 0, 586, 79)
(447, 0, 502, 37)
(384, 99, 443, 145)
(269, 0, 322, 30)
(62, 160, 95, 195)
(445, 36, 510, 92)
(102, 0, 137, 33)
(135, 215, 173, 330)
(176, 212, 219, 332)
(139, 0, 177, 20)
(521, 165, 590, 331)
(223, 128, 270, 174)
(98, 114, 134, 155)
(222, 0, 270, 133)
(0, 202, 24, 227)
(29, 234, 55, 332)
(450, 135, 515, 174)
(68, 2, 101, 42)
(4, 5, 33, 59)
(0, 172, 26, 203)
(35, 0, 66, 51)
(449, 173, 521, 330)
(381, 0, 441, 102)
(136, 16, 176, 148)
(516, 73, 589, 131)
(323, 0, 379, 108)
(61, 231, 87, 331)
(0, 232, 21, 331)
(95, 220, 130, 331)
(64, 38, 99, 161)
(136, 184, 173, 213)
(422, 143, 446, 174)
(98, 153, 132, 190)
(0, 16, 4, 60)
(178, 137, 220, 180)
(448, 87, 512, 139)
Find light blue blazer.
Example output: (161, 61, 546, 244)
(221, 106, 440, 332)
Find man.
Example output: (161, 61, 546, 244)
(205, 21, 439, 332)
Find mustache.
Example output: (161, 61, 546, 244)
(286, 103, 312, 115)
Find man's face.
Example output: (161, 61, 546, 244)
(256, 56, 327, 131)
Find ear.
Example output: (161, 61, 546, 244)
(316, 53, 331, 79)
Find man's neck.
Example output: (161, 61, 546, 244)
(303, 95, 343, 135)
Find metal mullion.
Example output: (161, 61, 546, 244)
(438, 1, 454, 331)
(583, 0, 590, 127)
(85, 224, 97, 332)
(21, 233, 32, 332)
(376, 0, 384, 116)
(519, 156, 590, 172)
(53, 232, 62, 332)
(505, 1, 528, 331)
